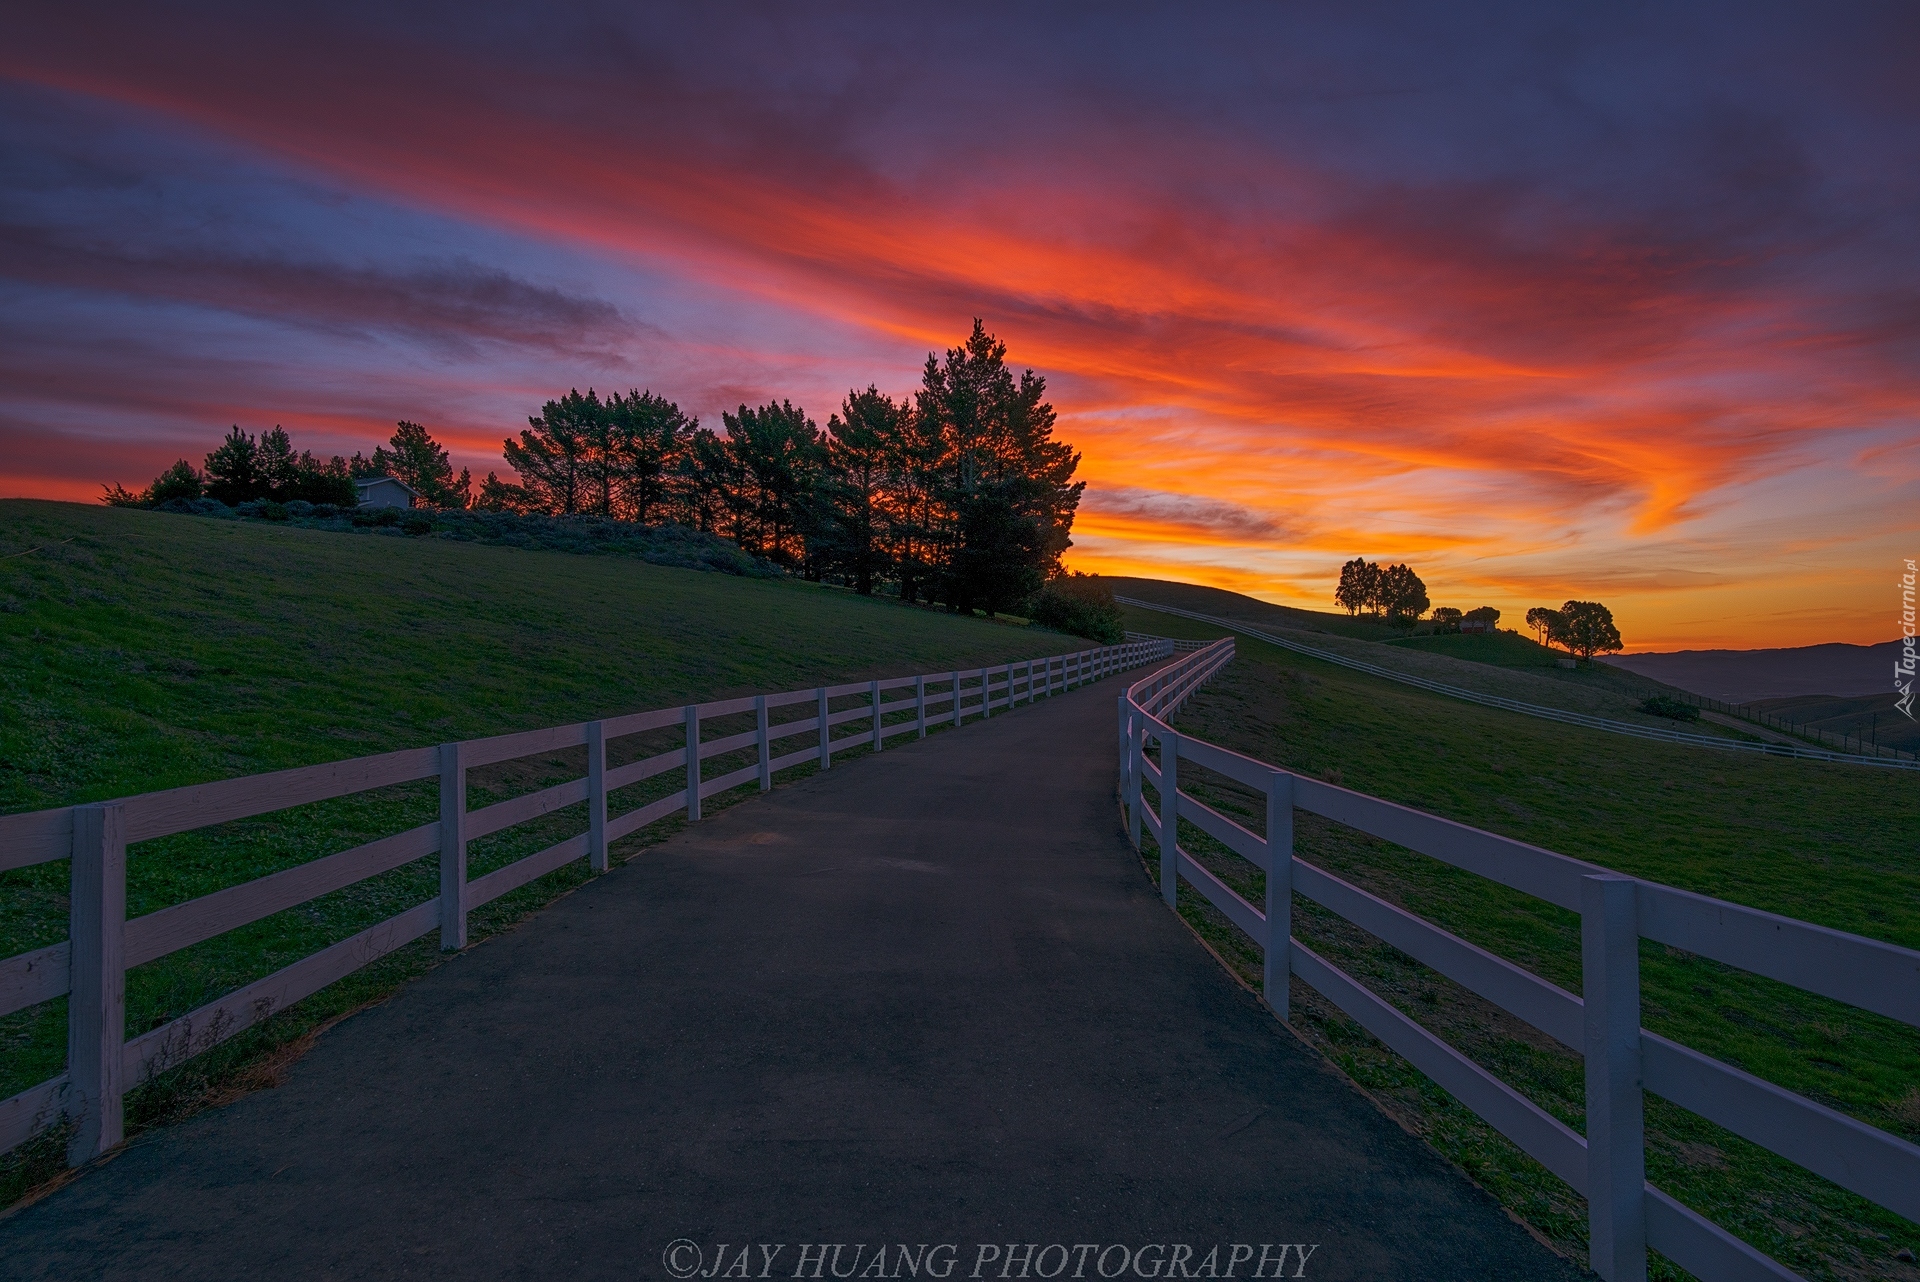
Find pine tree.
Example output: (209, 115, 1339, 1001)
(607, 390, 695, 523)
(203, 426, 262, 504)
(720, 401, 823, 569)
(818, 387, 903, 594)
(504, 391, 598, 514)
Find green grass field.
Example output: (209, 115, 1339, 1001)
(0, 499, 1076, 1205)
(1120, 601, 1920, 1282)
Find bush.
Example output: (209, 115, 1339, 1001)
(373, 507, 400, 527)
(400, 512, 433, 535)
(1640, 695, 1700, 722)
(260, 501, 290, 522)
(1024, 573, 1125, 644)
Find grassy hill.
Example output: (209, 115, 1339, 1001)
(0, 499, 1078, 1202)
(1121, 602, 1920, 1281)
(1746, 693, 1920, 755)
(1112, 577, 1736, 735)
(1, 500, 1071, 812)
(1102, 574, 1409, 640)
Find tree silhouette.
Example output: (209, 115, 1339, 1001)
(1557, 600, 1623, 663)
(1335, 558, 1383, 615)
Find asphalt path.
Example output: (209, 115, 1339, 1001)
(0, 671, 1584, 1281)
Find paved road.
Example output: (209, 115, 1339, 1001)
(0, 674, 1584, 1281)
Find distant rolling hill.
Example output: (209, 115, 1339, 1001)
(1601, 640, 1904, 702)
(1603, 640, 1916, 754)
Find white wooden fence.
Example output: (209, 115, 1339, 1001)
(1120, 638, 1920, 1282)
(0, 637, 1172, 1169)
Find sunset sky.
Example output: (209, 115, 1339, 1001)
(3, 4, 1915, 649)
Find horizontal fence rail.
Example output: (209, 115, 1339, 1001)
(1, 636, 1172, 1167)
(1658, 687, 1916, 763)
(1118, 637, 1920, 1282)
(1117, 598, 1919, 771)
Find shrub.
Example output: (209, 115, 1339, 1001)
(373, 507, 400, 527)
(1640, 695, 1700, 722)
(1024, 573, 1125, 644)
(260, 501, 290, 522)
(400, 512, 433, 535)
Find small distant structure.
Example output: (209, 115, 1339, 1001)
(1460, 606, 1500, 635)
(354, 476, 418, 510)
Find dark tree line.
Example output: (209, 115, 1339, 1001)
(101, 321, 1087, 619)
(105, 420, 473, 510)
(477, 321, 1083, 614)
(1334, 557, 1429, 622)
(1526, 601, 1623, 662)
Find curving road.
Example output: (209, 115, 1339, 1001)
(0, 675, 1583, 1281)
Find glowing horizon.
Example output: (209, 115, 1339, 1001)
(2, 7, 1914, 651)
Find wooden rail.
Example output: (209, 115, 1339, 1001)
(1, 638, 1171, 1168)
(1119, 638, 1920, 1282)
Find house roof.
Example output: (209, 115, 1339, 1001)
(353, 475, 421, 495)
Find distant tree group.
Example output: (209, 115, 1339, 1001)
(1425, 604, 1499, 634)
(479, 321, 1083, 614)
(1334, 557, 1429, 623)
(100, 320, 1091, 623)
(105, 425, 359, 509)
(1525, 600, 1623, 662)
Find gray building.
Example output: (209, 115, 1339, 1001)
(354, 476, 418, 509)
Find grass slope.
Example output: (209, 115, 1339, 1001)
(1113, 577, 1753, 743)
(0, 500, 1074, 1203)
(1121, 603, 1920, 1282)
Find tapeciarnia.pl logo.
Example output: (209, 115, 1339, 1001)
(1899, 558, 1917, 721)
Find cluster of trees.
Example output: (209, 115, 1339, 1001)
(103, 322, 1088, 621)
(105, 421, 472, 511)
(1428, 605, 1500, 633)
(1334, 557, 1430, 622)
(1526, 601, 1623, 662)
(475, 321, 1083, 614)
(105, 426, 359, 508)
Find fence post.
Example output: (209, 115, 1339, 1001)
(586, 720, 609, 873)
(870, 679, 883, 751)
(685, 704, 702, 820)
(438, 741, 468, 951)
(1121, 721, 1136, 852)
(916, 676, 927, 738)
(1582, 873, 1647, 1282)
(1264, 770, 1293, 1022)
(952, 671, 962, 725)
(755, 695, 772, 791)
(1160, 730, 1179, 906)
(818, 687, 832, 767)
(981, 670, 990, 718)
(1117, 694, 1131, 814)
(67, 801, 126, 1165)
(1005, 663, 1014, 710)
